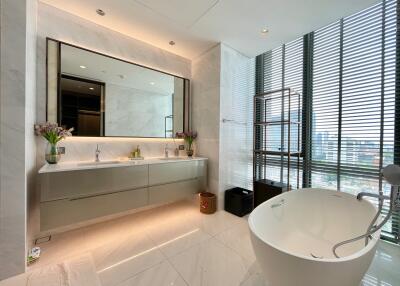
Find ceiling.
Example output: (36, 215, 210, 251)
(61, 43, 175, 95)
(41, 0, 380, 59)
(61, 77, 102, 96)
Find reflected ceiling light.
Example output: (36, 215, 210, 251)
(96, 9, 106, 16)
(261, 28, 269, 35)
(150, 82, 155, 85)
(169, 41, 176, 46)
(80, 65, 87, 69)
(89, 87, 94, 90)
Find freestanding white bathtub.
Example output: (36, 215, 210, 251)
(249, 188, 380, 286)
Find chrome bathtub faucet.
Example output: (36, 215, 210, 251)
(95, 144, 101, 162)
(332, 164, 400, 258)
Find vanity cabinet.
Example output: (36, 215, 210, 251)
(149, 179, 200, 205)
(41, 188, 148, 231)
(41, 165, 148, 202)
(149, 160, 205, 185)
(39, 159, 207, 231)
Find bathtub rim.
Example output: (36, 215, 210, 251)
(248, 188, 381, 263)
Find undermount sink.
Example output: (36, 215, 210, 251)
(158, 157, 189, 160)
(77, 160, 122, 166)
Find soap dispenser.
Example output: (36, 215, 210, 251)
(130, 145, 141, 159)
(136, 145, 141, 158)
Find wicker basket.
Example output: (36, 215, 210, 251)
(199, 192, 216, 214)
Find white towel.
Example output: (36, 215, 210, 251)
(27, 254, 101, 286)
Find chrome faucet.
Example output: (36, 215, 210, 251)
(164, 144, 169, 158)
(95, 144, 101, 162)
(332, 164, 400, 258)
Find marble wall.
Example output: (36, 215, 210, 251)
(25, 0, 38, 259)
(105, 84, 171, 137)
(0, 0, 37, 280)
(192, 44, 254, 208)
(191, 45, 222, 198)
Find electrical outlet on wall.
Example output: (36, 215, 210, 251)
(57, 147, 66, 154)
(178, 145, 185, 150)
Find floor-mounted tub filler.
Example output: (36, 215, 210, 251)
(249, 164, 400, 286)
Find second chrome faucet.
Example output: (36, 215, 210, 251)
(95, 144, 101, 162)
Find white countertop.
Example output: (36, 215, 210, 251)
(38, 157, 208, 174)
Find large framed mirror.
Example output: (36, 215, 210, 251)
(46, 38, 190, 138)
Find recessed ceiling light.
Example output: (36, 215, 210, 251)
(261, 28, 269, 35)
(80, 65, 87, 69)
(89, 87, 94, 90)
(169, 41, 175, 46)
(150, 82, 155, 85)
(96, 9, 105, 16)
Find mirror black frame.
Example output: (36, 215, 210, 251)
(46, 37, 190, 138)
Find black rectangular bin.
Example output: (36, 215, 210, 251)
(254, 179, 287, 207)
(224, 187, 253, 217)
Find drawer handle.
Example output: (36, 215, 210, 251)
(69, 193, 109, 201)
(69, 188, 142, 201)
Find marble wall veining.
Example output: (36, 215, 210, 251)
(0, 0, 37, 280)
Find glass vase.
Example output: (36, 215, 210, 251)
(45, 142, 61, 164)
(186, 149, 194, 157)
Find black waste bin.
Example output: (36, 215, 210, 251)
(224, 187, 253, 217)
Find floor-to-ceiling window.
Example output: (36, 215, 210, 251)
(255, 0, 399, 243)
(255, 38, 304, 188)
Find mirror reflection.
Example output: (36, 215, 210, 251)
(47, 39, 189, 138)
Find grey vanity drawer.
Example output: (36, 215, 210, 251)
(40, 187, 148, 231)
(148, 179, 201, 205)
(148, 160, 206, 185)
(40, 165, 148, 202)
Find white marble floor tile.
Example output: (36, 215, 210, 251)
(8, 201, 399, 286)
(362, 241, 400, 286)
(215, 219, 256, 262)
(117, 260, 187, 286)
(240, 272, 268, 286)
(198, 210, 244, 237)
(152, 226, 211, 258)
(82, 213, 148, 251)
(143, 209, 211, 258)
(169, 237, 251, 286)
(65, 254, 101, 286)
(0, 274, 28, 286)
(1, 254, 100, 286)
(30, 228, 91, 269)
(92, 231, 164, 286)
(26, 264, 68, 286)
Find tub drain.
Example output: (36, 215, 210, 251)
(310, 253, 323, 259)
